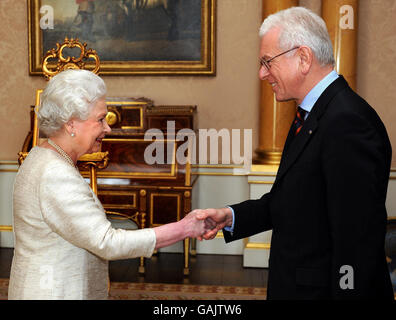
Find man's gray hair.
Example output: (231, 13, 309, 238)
(259, 7, 335, 67)
(37, 69, 107, 137)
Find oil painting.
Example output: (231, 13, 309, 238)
(29, 0, 216, 75)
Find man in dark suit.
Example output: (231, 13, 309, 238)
(198, 7, 394, 299)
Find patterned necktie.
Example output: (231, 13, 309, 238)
(294, 106, 308, 135)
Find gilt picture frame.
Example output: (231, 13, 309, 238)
(28, 0, 216, 76)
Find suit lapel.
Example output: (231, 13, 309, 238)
(276, 115, 318, 182)
(274, 75, 350, 185)
(281, 118, 297, 156)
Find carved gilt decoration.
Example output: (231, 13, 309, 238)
(42, 37, 100, 80)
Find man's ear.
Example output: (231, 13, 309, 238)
(298, 46, 313, 75)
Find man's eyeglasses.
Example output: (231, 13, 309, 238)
(260, 47, 300, 70)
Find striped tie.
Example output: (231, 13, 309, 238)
(294, 107, 308, 135)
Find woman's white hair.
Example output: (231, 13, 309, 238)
(37, 69, 107, 137)
(259, 7, 335, 67)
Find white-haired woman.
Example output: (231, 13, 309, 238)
(9, 69, 209, 300)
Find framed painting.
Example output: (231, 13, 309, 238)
(28, 0, 216, 76)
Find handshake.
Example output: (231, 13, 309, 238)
(154, 207, 233, 249)
(180, 208, 234, 241)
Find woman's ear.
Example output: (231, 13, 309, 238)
(298, 46, 313, 75)
(65, 120, 75, 137)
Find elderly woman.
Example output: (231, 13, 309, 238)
(9, 69, 208, 300)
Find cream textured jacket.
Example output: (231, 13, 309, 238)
(9, 147, 156, 300)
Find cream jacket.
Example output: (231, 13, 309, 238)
(9, 147, 156, 300)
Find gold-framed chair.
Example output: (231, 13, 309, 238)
(18, 37, 147, 275)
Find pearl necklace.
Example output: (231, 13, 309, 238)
(47, 139, 77, 169)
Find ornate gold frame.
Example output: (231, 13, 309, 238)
(95, 139, 178, 179)
(41, 37, 100, 80)
(150, 193, 181, 227)
(28, 0, 216, 76)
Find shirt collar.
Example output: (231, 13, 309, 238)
(299, 70, 339, 113)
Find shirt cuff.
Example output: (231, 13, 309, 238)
(223, 206, 235, 234)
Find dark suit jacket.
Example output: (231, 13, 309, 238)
(224, 76, 394, 300)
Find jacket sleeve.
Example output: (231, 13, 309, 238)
(223, 192, 273, 242)
(322, 110, 391, 298)
(39, 162, 156, 261)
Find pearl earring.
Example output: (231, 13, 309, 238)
(71, 132, 75, 137)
